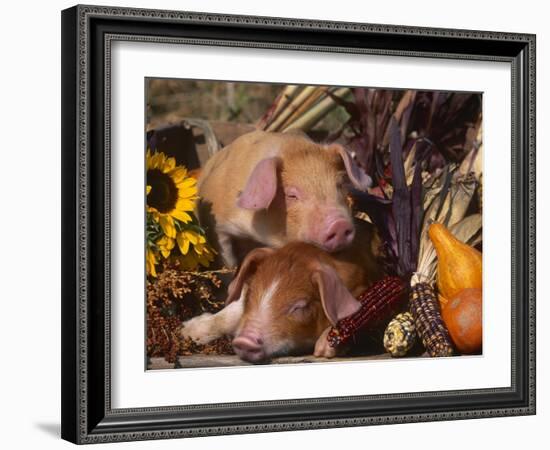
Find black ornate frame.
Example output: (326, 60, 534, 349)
(61, 4, 536, 444)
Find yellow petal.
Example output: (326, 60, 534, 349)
(158, 152, 168, 167)
(175, 199, 196, 212)
(162, 157, 176, 173)
(170, 167, 188, 184)
(176, 177, 197, 190)
(183, 230, 199, 245)
(159, 215, 176, 238)
(149, 152, 161, 170)
(178, 184, 198, 198)
(171, 210, 192, 223)
(157, 235, 175, 251)
(146, 185, 152, 195)
(146, 250, 158, 277)
(177, 232, 190, 255)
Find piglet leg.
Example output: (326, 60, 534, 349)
(180, 294, 245, 345)
(216, 229, 238, 268)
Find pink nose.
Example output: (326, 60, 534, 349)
(232, 333, 267, 363)
(322, 219, 355, 251)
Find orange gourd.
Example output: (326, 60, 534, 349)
(428, 223, 482, 300)
(441, 288, 482, 354)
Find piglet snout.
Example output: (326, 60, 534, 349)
(322, 218, 355, 252)
(232, 332, 267, 363)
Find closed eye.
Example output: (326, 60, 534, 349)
(285, 187, 301, 201)
(288, 299, 311, 319)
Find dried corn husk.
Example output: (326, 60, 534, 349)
(404, 143, 417, 187)
(456, 122, 483, 179)
(382, 90, 417, 146)
(283, 88, 351, 132)
(257, 85, 300, 130)
(267, 86, 318, 131)
(278, 88, 326, 130)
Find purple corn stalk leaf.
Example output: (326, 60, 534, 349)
(389, 117, 413, 278)
(410, 157, 424, 266)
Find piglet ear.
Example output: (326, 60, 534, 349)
(311, 262, 362, 326)
(329, 144, 372, 191)
(226, 247, 275, 305)
(237, 157, 280, 210)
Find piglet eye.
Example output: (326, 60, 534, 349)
(288, 299, 310, 318)
(285, 187, 300, 201)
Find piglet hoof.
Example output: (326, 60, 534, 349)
(313, 328, 337, 358)
(179, 313, 216, 345)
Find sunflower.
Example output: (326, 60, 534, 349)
(146, 150, 198, 238)
(145, 150, 217, 276)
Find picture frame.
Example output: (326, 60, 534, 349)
(61, 4, 536, 444)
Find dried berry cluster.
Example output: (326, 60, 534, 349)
(146, 259, 235, 362)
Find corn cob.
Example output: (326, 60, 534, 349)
(409, 273, 454, 357)
(383, 312, 416, 357)
(327, 276, 408, 348)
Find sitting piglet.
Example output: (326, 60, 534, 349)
(197, 130, 372, 267)
(180, 228, 382, 363)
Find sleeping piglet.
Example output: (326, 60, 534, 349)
(197, 130, 372, 267)
(180, 224, 383, 363)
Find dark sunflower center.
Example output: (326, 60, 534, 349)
(147, 169, 178, 213)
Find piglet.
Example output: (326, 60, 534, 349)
(197, 130, 372, 267)
(180, 223, 382, 363)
